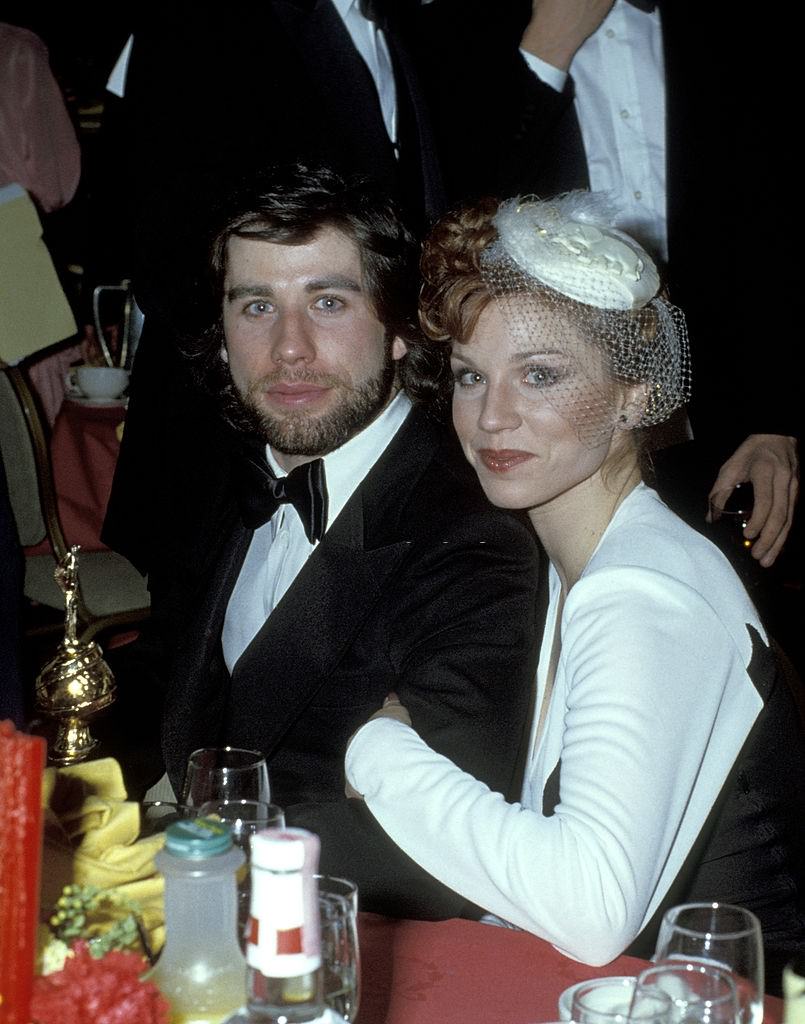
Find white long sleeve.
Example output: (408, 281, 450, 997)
(346, 486, 764, 964)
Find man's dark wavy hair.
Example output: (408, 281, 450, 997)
(186, 163, 449, 407)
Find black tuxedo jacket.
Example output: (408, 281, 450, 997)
(151, 406, 541, 918)
(122, 0, 443, 322)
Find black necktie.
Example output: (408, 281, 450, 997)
(238, 456, 328, 543)
(625, 0, 657, 11)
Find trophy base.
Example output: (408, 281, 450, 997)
(49, 717, 101, 765)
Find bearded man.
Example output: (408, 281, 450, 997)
(127, 166, 540, 918)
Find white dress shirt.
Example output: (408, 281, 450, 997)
(521, 0, 667, 261)
(107, 1, 398, 147)
(222, 391, 412, 671)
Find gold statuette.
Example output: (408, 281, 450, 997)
(35, 546, 115, 764)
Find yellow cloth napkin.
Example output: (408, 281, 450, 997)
(41, 757, 166, 952)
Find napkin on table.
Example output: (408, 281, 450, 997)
(41, 757, 166, 953)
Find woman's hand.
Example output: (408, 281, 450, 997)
(345, 694, 412, 799)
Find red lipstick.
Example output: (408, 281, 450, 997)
(477, 449, 535, 473)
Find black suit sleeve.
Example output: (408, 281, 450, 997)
(286, 510, 540, 919)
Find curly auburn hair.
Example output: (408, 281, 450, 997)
(419, 197, 500, 345)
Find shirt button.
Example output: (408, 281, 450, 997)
(606, 28, 615, 37)
(620, 109, 630, 119)
(634, 190, 642, 200)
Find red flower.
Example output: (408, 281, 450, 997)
(31, 941, 170, 1024)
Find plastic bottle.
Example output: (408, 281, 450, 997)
(148, 816, 247, 1024)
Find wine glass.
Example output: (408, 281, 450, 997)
(198, 798, 285, 942)
(570, 977, 672, 1024)
(635, 961, 740, 1024)
(139, 800, 190, 838)
(653, 903, 764, 1024)
(182, 746, 270, 808)
(317, 875, 360, 1023)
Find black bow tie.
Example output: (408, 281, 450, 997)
(237, 455, 328, 543)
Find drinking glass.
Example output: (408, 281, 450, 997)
(139, 800, 190, 838)
(198, 799, 285, 942)
(635, 961, 740, 1024)
(570, 977, 672, 1024)
(653, 903, 764, 1024)
(317, 874, 360, 1023)
(182, 747, 270, 808)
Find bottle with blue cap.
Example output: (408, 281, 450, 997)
(147, 816, 247, 1024)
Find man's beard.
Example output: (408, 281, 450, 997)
(218, 351, 398, 458)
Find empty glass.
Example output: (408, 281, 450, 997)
(198, 799, 285, 941)
(635, 961, 740, 1024)
(570, 977, 672, 1024)
(182, 747, 270, 808)
(653, 903, 763, 1024)
(317, 875, 360, 1023)
(139, 800, 190, 838)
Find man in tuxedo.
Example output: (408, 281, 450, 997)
(102, 0, 445, 577)
(133, 165, 540, 918)
(420, 0, 799, 568)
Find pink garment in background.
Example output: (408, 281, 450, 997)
(0, 22, 80, 212)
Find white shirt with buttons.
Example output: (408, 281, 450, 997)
(521, 0, 667, 261)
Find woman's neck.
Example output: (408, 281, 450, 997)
(529, 460, 642, 593)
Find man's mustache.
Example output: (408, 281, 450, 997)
(247, 369, 353, 393)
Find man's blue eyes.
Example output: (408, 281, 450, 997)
(244, 296, 344, 316)
(246, 301, 270, 316)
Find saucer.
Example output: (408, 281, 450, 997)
(65, 395, 128, 407)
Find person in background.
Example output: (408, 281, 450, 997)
(0, 21, 86, 426)
(345, 192, 805, 993)
(0, 21, 80, 215)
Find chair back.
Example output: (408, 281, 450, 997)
(0, 366, 68, 556)
(0, 368, 46, 547)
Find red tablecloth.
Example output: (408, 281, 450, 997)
(357, 915, 782, 1024)
(48, 397, 124, 552)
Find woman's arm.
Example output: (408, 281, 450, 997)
(346, 565, 760, 964)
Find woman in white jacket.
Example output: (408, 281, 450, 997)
(345, 192, 805, 993)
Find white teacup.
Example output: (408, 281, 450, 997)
(67, 365, 129, 400)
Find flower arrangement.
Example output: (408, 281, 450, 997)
(29, 883, 168, 1024)
(30, 941, 169, 1024)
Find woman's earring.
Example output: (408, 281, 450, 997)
(220, 346, 229, 364)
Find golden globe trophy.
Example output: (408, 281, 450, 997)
(35, 546, 115, 765)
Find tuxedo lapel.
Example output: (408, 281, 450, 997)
(271, 0, 399, 182)
(384, 23, 446, 224)
(222, 407, 440, 754)
(162, 516, 252, 786)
